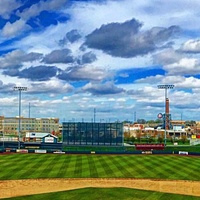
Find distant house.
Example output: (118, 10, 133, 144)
(25, 132, 58, 143)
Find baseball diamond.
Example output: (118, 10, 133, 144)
(0, 153, 200, 198)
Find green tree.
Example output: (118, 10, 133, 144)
(158, 136, 163, 144)
(137, 119, 146, 124)
(170, 136, 174, 144)
(185, 120, 196, 127)
(148, 136, 153, 143)
(155, 119, 163, 124)
(124, 132, 130, 143)
(136, 131, 141, 143)
(130, 136, 135, 143)
(181, 134, 187, 144)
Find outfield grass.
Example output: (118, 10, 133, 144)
(0, 154, 200, 180)
(2, 187, 200, 200)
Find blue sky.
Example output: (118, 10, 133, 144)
(1, 0, 200, 122)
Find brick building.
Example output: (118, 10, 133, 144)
(0, 116, 59, 136)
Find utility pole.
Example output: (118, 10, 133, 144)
(29, 102, 31, 118)
(94, 108, 96, 123)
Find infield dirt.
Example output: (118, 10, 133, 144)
(1, 178, 200, 199)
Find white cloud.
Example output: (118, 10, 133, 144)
(65, 0, 200, 35)
(2, 19, 31, 38)
(164, 58, 200, 75)
(173, 76, 200, 89)
(1, 0, 200, 121)
(17, 0, 68, 20)
(0, 0, 21, 19)
(180, 39, 200, 53)
(153, 48, 183, 65)
(11, 23, 67, 52)
(0, 50, 42, 69)
(29, 79, 73, 94)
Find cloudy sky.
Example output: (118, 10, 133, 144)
(1, 0, 200, 122)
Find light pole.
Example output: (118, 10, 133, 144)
(158, 84, 174, 146)
(14, 86, 27, 149)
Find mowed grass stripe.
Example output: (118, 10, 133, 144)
(124, 156, 157, 178)
(17, 155, 53, 179)
(97, 156, 115, 177)
(157, 156, 200, 180)
(22, 155, 54, 179)
(39, 155, 60, 178)
(120, 156, 155, 178)
(79, 156, 91, 177)
(47, 156, 67, 178)
(163, 156, 192, 180)
(57, 156, 72, 178)
(74, 155, 82, 177)
(102, 156, 124, 177)
(1, 154, 200, 180)
(109, 156, 133, 177)
(65, 155, 77, 177)
(140, 155, 185, 179)
(148, 155, 191, 179)
(0, 154, 46, 179)
(113, 156, 137, 176)
(167, 157, 200, 180)
(87, 156, 109, 177)
(140, 156, 173, 179)
(4, 155, 38, 179)
(87, 155, 98, 177)
(119, 155, 177, 179)
(119, 156, 159, 178)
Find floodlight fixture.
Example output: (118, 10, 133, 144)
(157, 84, 174, 146)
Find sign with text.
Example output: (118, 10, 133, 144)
(44, 137, 54, 143)
(35, 150, 47, 154)
(135, 144, 165, 150)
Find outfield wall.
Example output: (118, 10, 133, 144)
(1, 148, 200, 156)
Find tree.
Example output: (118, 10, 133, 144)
(181, 134, 187, 144)
(146, 120, 155, 124)
(148, 136, 153, 143)
(155, 119, 163, 124)
(158, 136, 163, 144)
(170, 136, 174, 144)
(136, 131, 142, 143)
(137, 119, 146, 124)
(130, 136, 135, 143)
(185, 120, 196, 127)
(124, 132, 130, 143)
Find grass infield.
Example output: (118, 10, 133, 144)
(0, 153, 200, 180)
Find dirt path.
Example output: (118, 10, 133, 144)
(0, 178, 200, 199)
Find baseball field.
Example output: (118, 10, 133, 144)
(1, 153, 200, 199)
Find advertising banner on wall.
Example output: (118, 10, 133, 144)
(16, 149, 28, 153)
(35, 150, 47, 154)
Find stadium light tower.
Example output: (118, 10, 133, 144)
(14, 86, 27, 149)
(157, 84, 174, 146)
